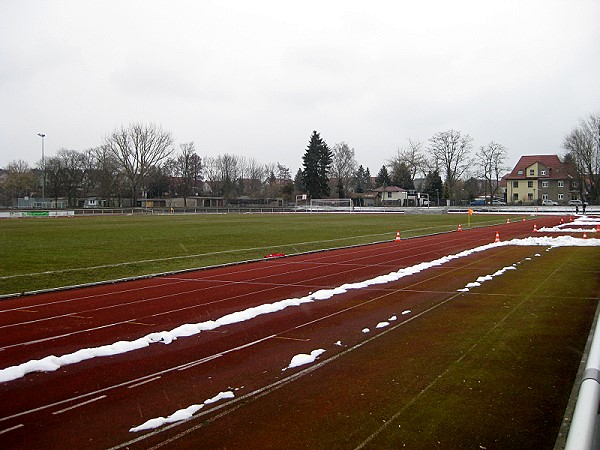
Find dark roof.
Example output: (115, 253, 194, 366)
(506, 155, 576, 180)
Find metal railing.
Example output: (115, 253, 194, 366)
(564, 307, 600, 450)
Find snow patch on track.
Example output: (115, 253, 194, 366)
(283, 349, 326, 371)
(1, 235, 599, 384)
(129, 390, 235, 432)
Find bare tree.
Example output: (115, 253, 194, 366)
(104, 123, 174, 204)
(55, 148, 86, 207)
(171, 142, 201, 206)
(92, 146, 124, 206)
(203, 154, 241, 198)
(331, 142, 357, 198)
(428, 130, 473, 203)
(246, 158, 267, 197)
(563, 113, 600, 204)
(1, 160, 37, 205)
(44, 155, 66, 203)
(475, 141, 507, 204)
(389, 139, 428, 181)
(275, 163, 291, 183)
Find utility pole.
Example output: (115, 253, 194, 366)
(37, 133, 45, 204)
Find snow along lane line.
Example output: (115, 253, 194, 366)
(0, 333, 276, 424)
(129, 390, 235, 432)
(134, 346, 327, 433)
(1, 236, 599, 384)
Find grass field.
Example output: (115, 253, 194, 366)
(0, 212, 531, 296)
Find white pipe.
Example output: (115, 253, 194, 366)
(565, 315, 600, 450)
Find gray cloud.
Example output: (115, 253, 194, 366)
(1, 0, 599, 174)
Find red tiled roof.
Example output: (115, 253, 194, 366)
(506, 155, 576, 180)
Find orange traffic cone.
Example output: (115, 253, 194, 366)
(457, 224, 462, 232)
(560, 218, 564, 224)
(395, 230, 401, 242)
(506, 218, 510, 224)
(583, 231, 588, 239)
(494, 231, 500, 243)
(596, 224, 600, 232)
(570, 215, 573, 222)
(533, 223, 538, 232)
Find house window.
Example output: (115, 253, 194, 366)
(558, 181, 564, 188)
(528, 193, 533, 200)
(571, 181, 578, 189)
(518, 170, 523, 175)
(542, 181, 548, 188)
(528, 181, 533, 188)
(513, 181, 518, 188)
(513, 193, 519, 201)
(541, 170, 546, 175)
(529, 169, 535, 175)
(542, 193, 548, 200)
(558, 193, 564, 200)
(387, 192, 392, 198)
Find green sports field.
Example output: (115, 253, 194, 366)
(0, 212, 530, 296)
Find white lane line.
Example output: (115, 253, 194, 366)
(127, 376, 162, 389)
(0, 424, 24, 435)
(177, 354, 223, 371)
(52, 395, 107, 415)
(0, 335, 276, 424)
(273, 336, 310, 342)
(109, 293, 466, 450)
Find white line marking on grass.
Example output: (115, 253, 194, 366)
(52, 395, 107, 415)
(1, 236, 598, 384)
(354, 247, 577, 450)
(0, 232, 394, 281)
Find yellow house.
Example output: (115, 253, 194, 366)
(505, 155, 579, 205)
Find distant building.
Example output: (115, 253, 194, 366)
(371, 186, 407, 206)
(369, 186, 430, 206)
(505, 155, 579, 205)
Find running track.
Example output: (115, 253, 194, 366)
(0, 216, 583, 448)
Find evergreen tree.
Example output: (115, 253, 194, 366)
(375, 165, 391, 187)
(391, 162, 414, 190)
(423, 170, 443, 205)
(354, 165, 366, 193)
(364, 167, 372, 190)
(302, 131, 332, 198)
(294, 168, 305, 192)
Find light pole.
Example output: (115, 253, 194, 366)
(37, 133, 45, 204)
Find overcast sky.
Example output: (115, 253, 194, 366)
(1, 0, 599, 176)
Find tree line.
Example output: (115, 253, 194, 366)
(2, 113, 598, 207)
(300, 129, 509, 205)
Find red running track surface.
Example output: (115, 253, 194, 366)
(0, 216, 571, 448)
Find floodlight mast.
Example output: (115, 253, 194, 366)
(37, 133, 45, 204)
